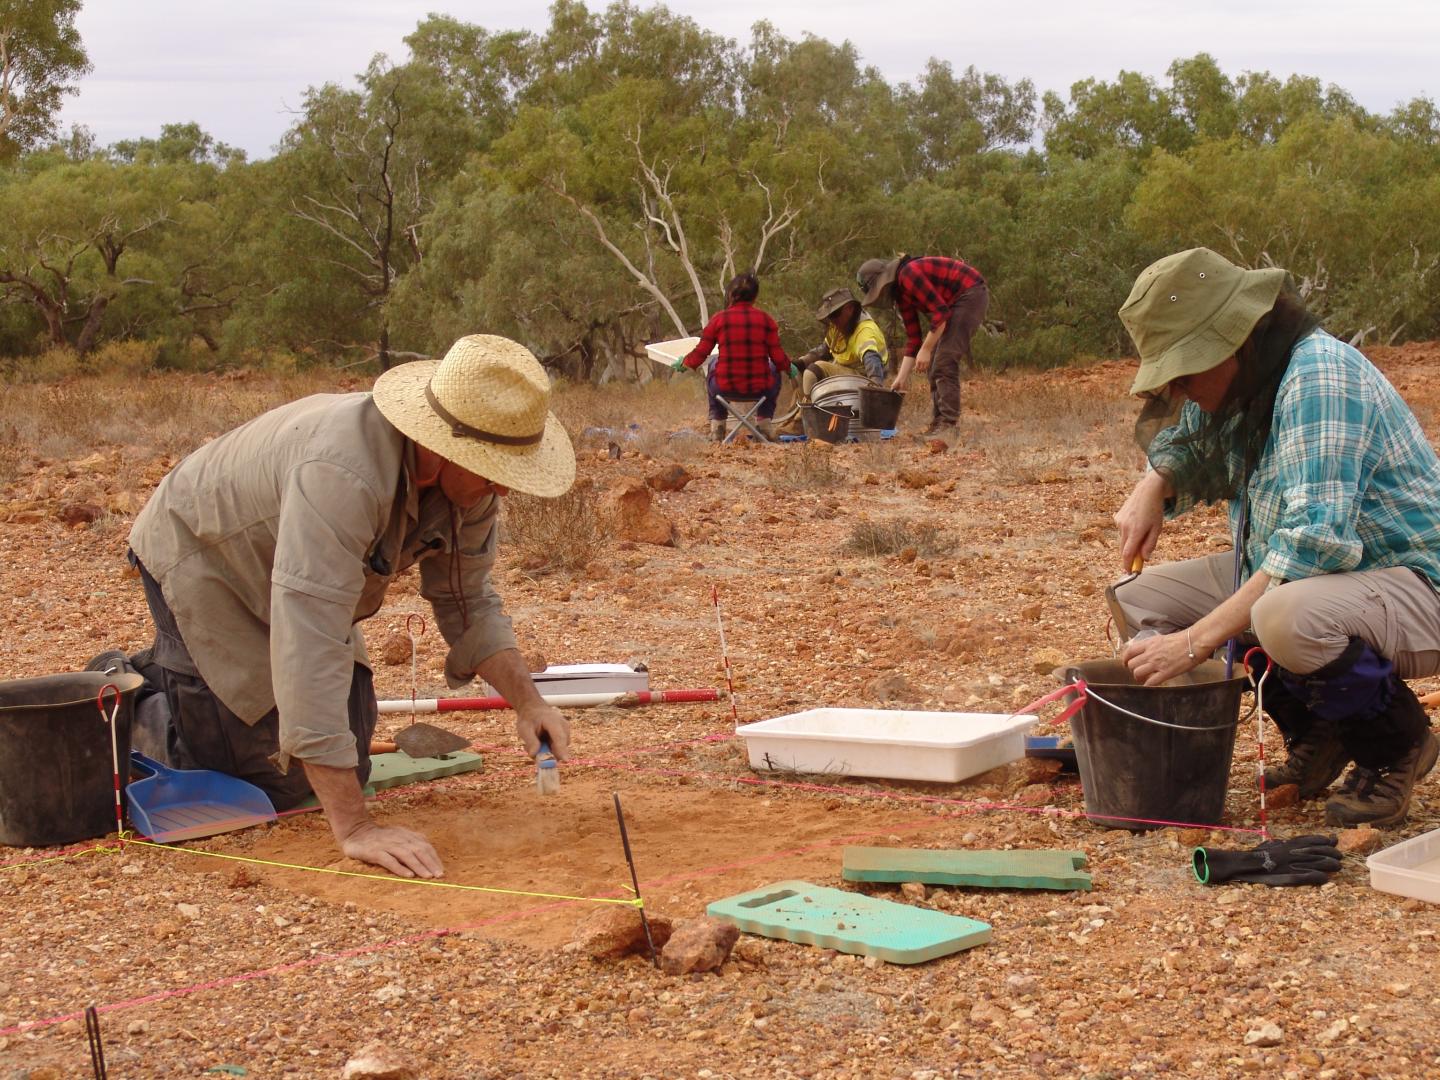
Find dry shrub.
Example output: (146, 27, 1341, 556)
(552, 375, 707, 461)
(1, 345, 83, 382)
(501, 485, 610, 573)
(843, 518, 956, 558)
(0, 370, 338, 468)
(773, 445, 842, 491)
(89, 339, 160, 376)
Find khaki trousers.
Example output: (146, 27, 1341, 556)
(1114, 552, 1440, 678)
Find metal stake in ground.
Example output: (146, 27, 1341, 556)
(612, 792, 659, 968)
(86, 1004, 107, 1079)
(712, 585, 739, 726)
(96, 685, 124, 842)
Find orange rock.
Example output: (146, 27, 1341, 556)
(1336, 826, 1383, 856)
(1266, 783, 1300, 809)
(602, 479, 676, 546)
(646, 464, 693, 492)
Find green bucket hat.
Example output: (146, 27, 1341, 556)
(815, 286, 860, 322)
(1120, 248, 1288, 396)
(856, 257, 901, 306)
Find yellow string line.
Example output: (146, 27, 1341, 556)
(125, 839, 642, 908)
(1, 838, 125, 871)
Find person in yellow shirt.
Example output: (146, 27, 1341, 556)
(795, 286, 889, 397)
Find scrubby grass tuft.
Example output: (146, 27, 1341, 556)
(772, 445, 843, 491)
(501, 485, 611, 574)
(843, 518, 956, 558)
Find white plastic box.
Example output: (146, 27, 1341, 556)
(1367, 826, 1440, 905)
(736, 708, 1036, 784)
(644, 336, 700, 366)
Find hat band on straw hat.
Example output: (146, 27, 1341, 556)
(424, 381, 543, 447)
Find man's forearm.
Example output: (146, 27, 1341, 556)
(478, 647, 546, 709)
(303, 760, 372, 843)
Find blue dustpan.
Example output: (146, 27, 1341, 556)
(127, 751, 277, 842)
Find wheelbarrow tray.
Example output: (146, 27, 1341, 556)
(127, 751, 277, 843)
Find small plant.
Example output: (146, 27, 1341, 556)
(501, 485, 610, 573)
(843, 518, 956, 558)
(773, 445, 842, 491)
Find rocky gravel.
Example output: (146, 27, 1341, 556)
(3, 348, 1440, 1077)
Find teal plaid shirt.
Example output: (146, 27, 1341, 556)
(1149, 329, 1440, 586)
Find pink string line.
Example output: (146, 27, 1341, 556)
(0, 812, 947, 1037)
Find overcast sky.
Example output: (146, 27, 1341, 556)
(60, 0, 1439, 159)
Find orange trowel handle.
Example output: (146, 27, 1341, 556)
(369, 739, 398, 754)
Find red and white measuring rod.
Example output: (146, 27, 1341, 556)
(377, 688, 720, 714)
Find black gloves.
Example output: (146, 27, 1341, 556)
(1192, 834, 1342, 887)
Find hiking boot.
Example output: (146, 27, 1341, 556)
(1261, 716, 1350, 798)
(708, 420, 726, 443)
(755, 419, 775, 441)
(1324, 729, 1439, 827)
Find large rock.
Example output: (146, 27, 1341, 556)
(659, 917, 739, 975)
(341, 1042, 416, 1079)
(573, 904, 673, 960)
(602, 479, 676, 546)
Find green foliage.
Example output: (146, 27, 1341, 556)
(3, 7, 1440, 375)
(0, 0, 90, 158)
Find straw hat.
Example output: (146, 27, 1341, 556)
(372, 335, 575, 498)
(1121, 248, 1288, 396)
(856, 257, 901, 306)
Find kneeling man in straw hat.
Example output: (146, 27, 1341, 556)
(123, 335, 575, 878)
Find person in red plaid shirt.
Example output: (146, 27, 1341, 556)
(856, 254, 989, 434)
(673, 272, 794, 441)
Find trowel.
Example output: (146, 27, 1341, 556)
(394, 721, 471, 759)
(1104, 555, 1144, 644)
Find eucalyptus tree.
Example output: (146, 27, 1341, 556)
(275, 56, 478, 367)
(0, 0, 90, 158)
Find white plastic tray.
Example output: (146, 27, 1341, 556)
(1367, 826, 1440, 904)
(644, 336, 700, 366)
(736, 708, 1036, 784)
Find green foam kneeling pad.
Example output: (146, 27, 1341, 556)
(707, 879, 990, 964)
(842, 847, 1091, 891)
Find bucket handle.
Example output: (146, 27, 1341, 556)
(807, 402, 851, 420)
(1077, 682, 1258, 733)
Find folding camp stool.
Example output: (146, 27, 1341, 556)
(714, 394, 772, 444)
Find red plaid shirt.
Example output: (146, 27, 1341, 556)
(895, 256, 985, 356)
(683, 301, 789, 396)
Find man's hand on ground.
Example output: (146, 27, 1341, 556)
(341, 820, 444, 879)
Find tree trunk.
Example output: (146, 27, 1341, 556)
(73, 294, 111, 356)
(378, 319, 391, 371)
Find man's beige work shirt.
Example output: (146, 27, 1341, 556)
(130, 392, 517, 769)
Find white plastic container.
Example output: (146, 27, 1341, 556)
(736, 708, 1037, 784)
(644, 336, 700, 366)
(1367, 826, 1440, 905)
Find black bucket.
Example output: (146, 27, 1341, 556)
(801, 402, 852, 443)
(0, 672, 143, 846)
(857, 386, 904, 430)
(1059, 659, 1247, 830)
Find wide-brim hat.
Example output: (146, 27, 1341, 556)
(373, 335, 576, 498)
(1121, 248, 1288, 396)
(856, 257, 901, 307)
(815, 286, 860, 322)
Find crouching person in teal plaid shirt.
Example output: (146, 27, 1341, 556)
(1110, 248, 1440, 828)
